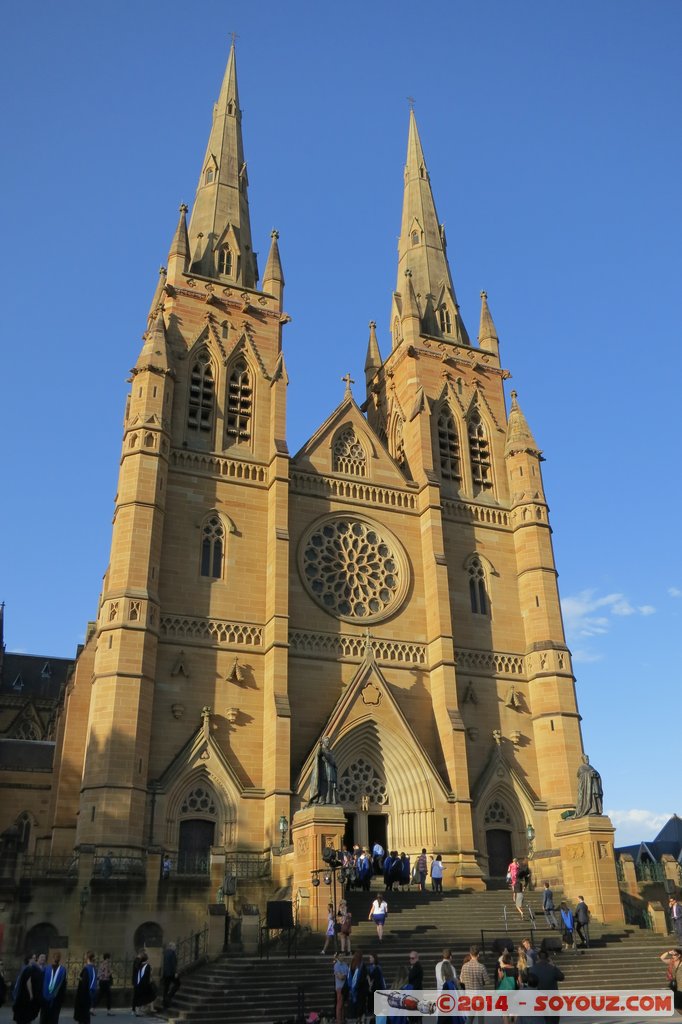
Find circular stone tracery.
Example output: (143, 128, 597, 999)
(299, 515, 409, 623)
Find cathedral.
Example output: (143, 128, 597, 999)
(0, 45, 622, 958)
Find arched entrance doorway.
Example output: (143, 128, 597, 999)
(486, 829, 513, 877)
(24, 922, 59, 956)
(178, 819, 215, 873)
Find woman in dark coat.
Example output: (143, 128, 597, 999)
(73, 953, 97, 1024)
(348, 951, 369, 1020)
(132, 953, 155, 1016)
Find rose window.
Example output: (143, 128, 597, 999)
(299, 515, 408, 622)
(337, 758, 388, 805)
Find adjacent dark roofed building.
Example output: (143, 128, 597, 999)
(615, 815, 682, 864)
(0, 739, 55, 771)
(1, 653, 74, 699)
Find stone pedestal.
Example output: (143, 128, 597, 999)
(292, 805, 346, 929)
(555, 814, 624, 923)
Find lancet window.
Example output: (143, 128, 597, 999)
(217, 246, 233, 276)
(468, 410, 493, 494)
(437, 408, 461, 482)
(187, 351, 215, 434)
(226, 358, 252, 444)
(332, 426, 367, 477)
(200, 515, 224, 579)
(439, 305, 452, 334)
(467, 556, 489, 616)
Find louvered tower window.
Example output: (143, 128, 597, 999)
(217, 246, 233, 276)
(437, 409, 461, 481)
(201, 515, 224, 578)
(468, 410, 492, 493)
(187, 352, 214, 433)
(226, 358, 252, 443)
(439, 306, 452, 334)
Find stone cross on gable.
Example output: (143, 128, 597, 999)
(342, 373, 355, 397)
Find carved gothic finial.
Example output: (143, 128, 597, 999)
(201, 705, 212, 720)
(270, 228, 279, 239)
(492, 729, 502, 745)
(480, 289, 487, 300)
(229, 30, 239, 47)
(227, 657, 244, 684)
(342, 372, 355, 397)
(179, 203, 188, 214)
(511, 389, 518, 401)
(369, 320, 377, 329)
(407, 95, 416, 110)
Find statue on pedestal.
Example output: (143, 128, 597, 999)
(575, 754, 603, 817)
(308, 736, 338, 805)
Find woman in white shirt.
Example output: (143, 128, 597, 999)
(431, 853, 444, 892)
(368, 896, 388, 941)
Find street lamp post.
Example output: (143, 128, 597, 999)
(526, 822, 536, 860)
(278, 814, 289, 851)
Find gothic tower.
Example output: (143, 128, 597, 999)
(58, 44, 291, 861)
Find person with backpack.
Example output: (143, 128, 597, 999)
(560, 902, 577, 950)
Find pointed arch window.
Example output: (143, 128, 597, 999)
(187, 351, 215, 434)
(217, 246, 233, 276)
(201, 515, 224, 579)
(439, 305, 452, 334)
(468, 410, 493, 494)
(333, 425, 367, 477)
(411, 231, 420, 245)
(467, 556, 489, 616)
(437, 408, 461, 482)
(226, 358, 252, 444)
(392, 417, 406, 470)
(205, 168, 214, 185)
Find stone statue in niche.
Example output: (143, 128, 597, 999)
(575, 754, 604, 817)
(308, 736, 338, 805)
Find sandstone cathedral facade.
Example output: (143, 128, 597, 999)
(0, 46, 622, 957)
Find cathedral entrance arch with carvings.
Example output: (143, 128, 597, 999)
(331, 718, 437, 852)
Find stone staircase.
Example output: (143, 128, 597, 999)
(164, 884, 669, 1024)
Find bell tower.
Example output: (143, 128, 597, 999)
(75, 44, 291, 855)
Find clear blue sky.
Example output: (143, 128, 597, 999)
(1, 0, 680, 844)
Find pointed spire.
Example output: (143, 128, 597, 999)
(262, 229, 284, 303)
(188, 44, 256, 287)
(400, 268, 421, 344)
(364, 321, 382, 385)
(168, 203, 190, 266)
(134, 307, 171, 375)
(505, 391, 541, 457)
(396, 110, 465, 343)
(147, 266, 167, 326)
(478, 290, 499, 355)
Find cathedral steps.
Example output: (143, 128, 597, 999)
(163, 889, 669, 1024)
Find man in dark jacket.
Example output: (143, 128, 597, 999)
(530, 950, 564, 1024)
(162, 943, 180, 1009)
(575, 896, 590, 948)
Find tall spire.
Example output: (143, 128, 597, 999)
(505, 391, 541, 458)
(188, 44, 256, 287)
(364, 320, 382, 387)
(396, 110, 465, 342)
(478, 290, 499, 356)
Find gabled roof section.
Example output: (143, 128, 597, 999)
(156, 709, 248, 796)
(292, 391, 408, 486)
(653, 814, 682, 845)
(1, 652, 74, 698)
(295, 644, 452, 802)
(471, 738, 540, 809)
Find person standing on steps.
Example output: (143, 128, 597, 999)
(417, 849, 428, 893)
(338, 900, 353, 955)
(322, 902, 337, 955)
(369, 895, 389, 941)
(459, 945, 491, 992)
(436, 949, 457, 987)
(560, 901, 577, 950)
(333, 954, 350, 1024)
(431, 854, 444, 892)
(542, 881, 558, 929)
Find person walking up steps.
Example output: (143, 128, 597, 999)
(369, 895, 388, 941)
(322, 902, 337, 955)
(542, 881, 558, 929)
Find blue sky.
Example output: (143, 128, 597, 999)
(1, 1, 680, 845)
